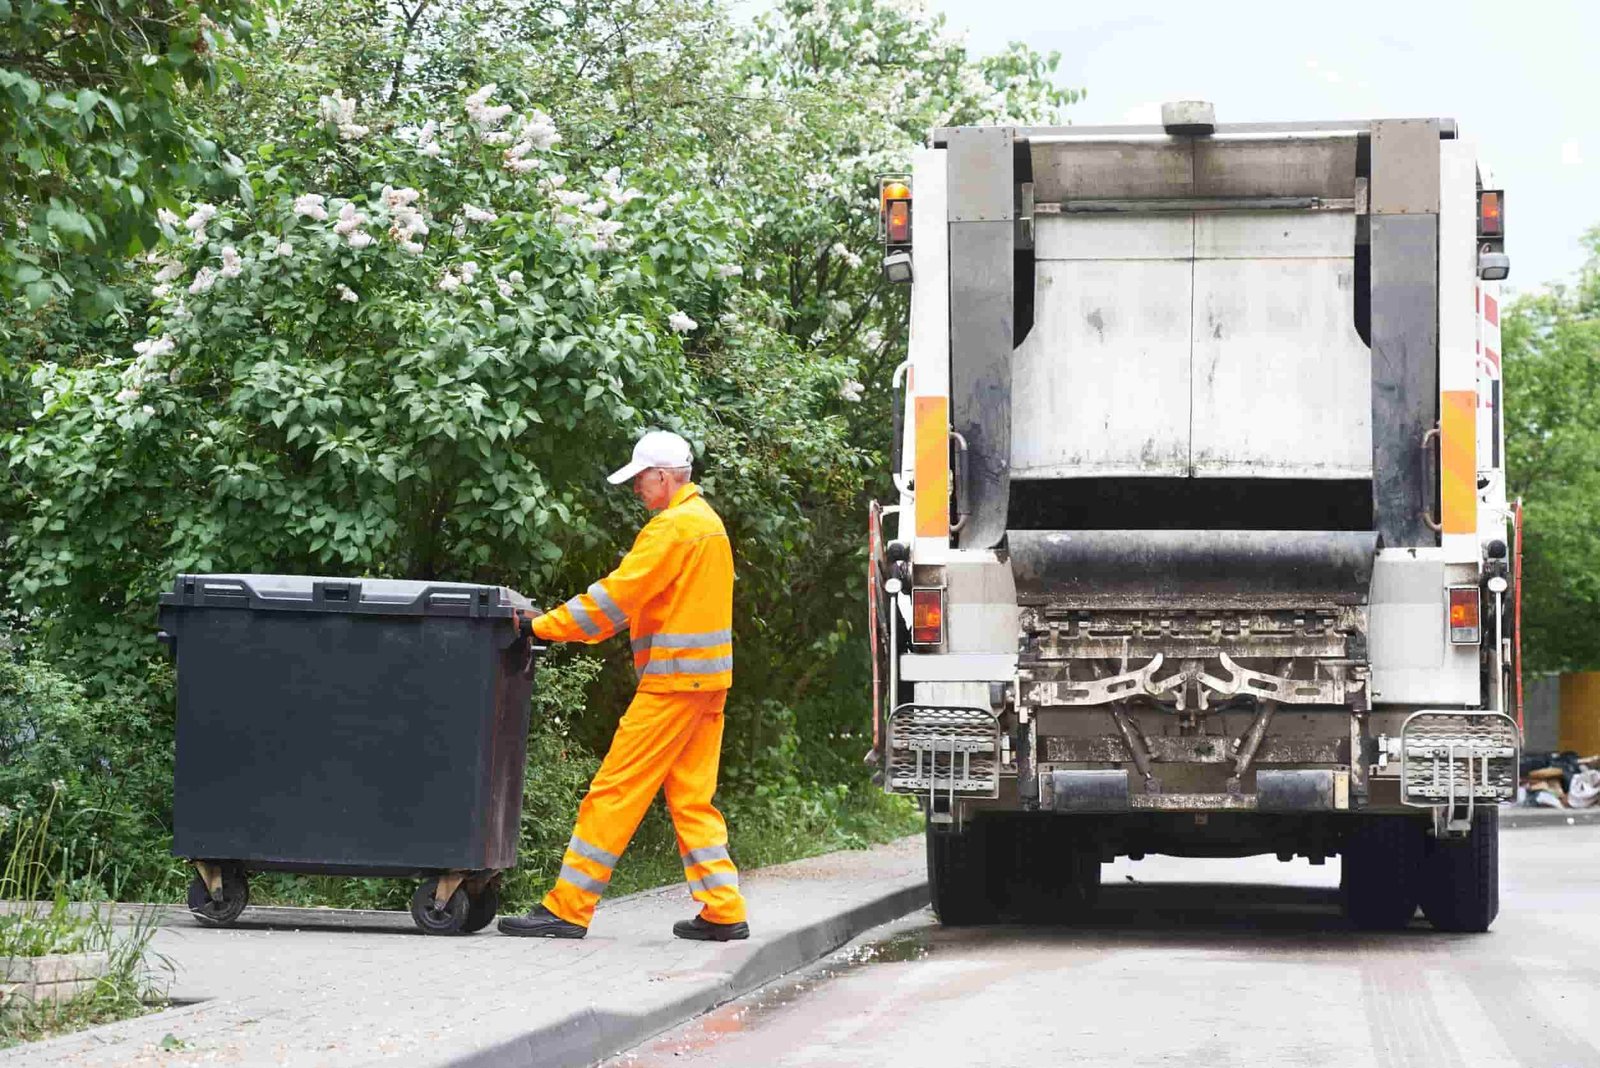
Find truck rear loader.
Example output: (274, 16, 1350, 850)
(868, 102, 1519, 932)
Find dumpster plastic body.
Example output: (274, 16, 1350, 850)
(158, 573, 540, 933)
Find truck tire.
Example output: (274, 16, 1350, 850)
(926, 819, 998, 926)
(1340, 815, 1424, 930)
(1419, 807, 1499, 933)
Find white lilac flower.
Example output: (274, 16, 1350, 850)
(458, 261, 479, 283)
(220, 245, 243, 278)
(400, 239, 425, 255)
(839, 379, 866, 403)
(831, 242, 863, 269)
(540, 174, 567, 191)
(580, 199, 608, 217)
(715, 263, 743, 279)
(382, 186, 421, 211)
(416, 120, 438, 148)
(157, 208, 182, 228)
(141, 404, 155, 416)
(188, 267, 217, 294)
(464, 84, 496, 109)
(504, 141, 532, 162)
(294, 194, 329, 221)
(592, 219, 624, 239)
(602, 166, 621, 185)
(553, 189, 590, 208)
(667, 311, 697, 334)
(133, 335, 176, 360)
(345, 231, 374, 249)
(483, 131, 514, 146)
(154, 261, 186, 283)
(332, 202, 367, 236)
(419, 142, 443, 159)
(438, 271, 462, 292)
(115, 387, 141, 404)
(496, 279, 514, 299)
(462, 204, 498, 224)
(508, 270, 523, 286)
(184, 204, 217, 232)
(505, 157, 539, 175)
(275, 241, 294, 259)
(335, 283, 359, 303)
(151, 282, 171, 299)
(861, 328, 885, 350)
(522, 110, 560, 149)
(320, 89, 368, 140)
(169, 300, 189, 321)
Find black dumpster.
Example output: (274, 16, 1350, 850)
(157, 573, 541, 935)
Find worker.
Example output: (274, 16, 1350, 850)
(498, 430, 749, 941)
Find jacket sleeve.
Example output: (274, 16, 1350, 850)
(531, 518, 680, 644)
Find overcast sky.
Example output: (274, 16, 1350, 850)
(924, 0, 1598, 291)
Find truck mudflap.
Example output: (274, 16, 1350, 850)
(1008, 529, 1378, 606)
(886, 704, 1001, 817)
(1398, 710, 1519, 834)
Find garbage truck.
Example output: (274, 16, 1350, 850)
(867, 103, 1520, 932)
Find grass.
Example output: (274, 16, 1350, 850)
(0, 796, 172, 1050)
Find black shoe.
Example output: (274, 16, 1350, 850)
(673, 915, 750, 941)
(498, 904, 587, 938)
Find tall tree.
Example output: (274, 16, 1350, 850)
(1504, 226, 1600, 671)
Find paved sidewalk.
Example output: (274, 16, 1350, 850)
(3, 837, 926, 1068)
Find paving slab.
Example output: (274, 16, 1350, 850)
(1, 836, 926, 1068)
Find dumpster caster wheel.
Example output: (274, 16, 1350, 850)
(411, 878, 470, 935)
(187, 865, 249, 927)
(462, 879, 501, 934)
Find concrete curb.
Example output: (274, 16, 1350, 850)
(452, 878, 930, 1068)
(1500, 806, 1600, 829)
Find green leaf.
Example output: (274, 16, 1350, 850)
(46, 205, 95, 241)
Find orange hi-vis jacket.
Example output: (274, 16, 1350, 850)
(531, 483, 734, 692)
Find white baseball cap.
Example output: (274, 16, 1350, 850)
(607, 430, 693, 485)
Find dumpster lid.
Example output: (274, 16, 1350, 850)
(159, 573, 533, 618)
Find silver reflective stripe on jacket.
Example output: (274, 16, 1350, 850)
(588, 583, 627, 629)
(564, 597, 602, 637)
(640, 655, 734, 676)
(632, 628, 733, 654)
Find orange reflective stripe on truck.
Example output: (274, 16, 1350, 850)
(914, 395, 949, 539)
(1441, 389, 1477, 535)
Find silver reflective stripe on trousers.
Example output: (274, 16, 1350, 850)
(687, 871, 740, 893)
(565, 597, 602, 637)
(680, 843, 732, 868)
(557, 864, 610, 896)
(569, 835, 620, 869)
(632, 629, 734, 653)
(641, 655, 734, 676)
(588, 583, 627, 628)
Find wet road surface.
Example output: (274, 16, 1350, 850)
(606, 823, 1600, 1068)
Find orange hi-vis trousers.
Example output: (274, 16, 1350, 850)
(544, 688, 746, 928)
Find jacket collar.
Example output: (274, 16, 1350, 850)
(667, 482, 702, 510)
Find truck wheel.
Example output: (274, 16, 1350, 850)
(1340, 816, 1424, 930)
(1419, 807, 1499, 933)
(926, 819, 998, 926)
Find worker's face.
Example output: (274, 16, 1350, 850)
(632, 468, 673, 511)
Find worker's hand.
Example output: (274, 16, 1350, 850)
(514, 608, 538, 639)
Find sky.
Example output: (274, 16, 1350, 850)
(923, 0, 1599, 292)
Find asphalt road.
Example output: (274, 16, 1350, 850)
(607, 823, 1600, 1068)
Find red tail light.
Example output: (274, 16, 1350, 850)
(1448, 586, 1481, 644)
(911, 587, 944, 646)
(1478, 189, 1504, 240)
(885, 199, 911, 245)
